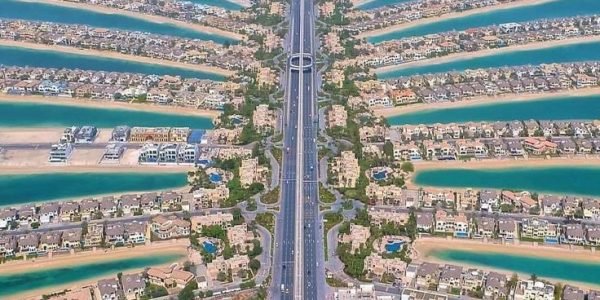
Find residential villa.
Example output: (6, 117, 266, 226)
(121, 273, 145, 300)
(227, 223, 255, 252)
(191, 213, 234, 231)
(339, 224, 371, 252)
(434, 211, 469, 238)
(512, 280, 554, 300)
(193, 185, 230, 208)
(252, 104, 277, 134)
(327, 105, 348, 128)
(206, 254, 250, 281)
(239, 158, 269, 187)
(147, 266, 195, 289)
(364, 253, 406, 279)
(150, 215, 191, 240)
(330, 151, 360, 188)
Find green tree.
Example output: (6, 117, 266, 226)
(217, 271, 228, 282)
(249, 259, 261, 273)
(401, 162, 414, 173)
(554, 283, 563, 300)
(222, 244, 234, 259)
(177, 281, 197, 300)
(383, 141, 394, 159)
(143, 284, 168, 299)
(507, 273, 519, 291)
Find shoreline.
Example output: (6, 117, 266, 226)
(414, 238, 600, 289)
(373, 87, 600, 118)
(0, 181, 190, 209)
(358, 0, 554, 39)
(0, 40, 234, 78)
(16, 0, 244, 41)
(374, 35, 600, 74)
(412, 157, 600, 172)
(0, 94, 222, 120)
(0, 165, 193, 175)
(225, 0, 252, 8)
(405, 158, 600, 197)
(0, 241, 189, 300)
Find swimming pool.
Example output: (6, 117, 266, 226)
(372, 170, 388, 181)
(384, 240, 404, 253)
(203, 241, 217, 254)
(209, 172, 223, 184)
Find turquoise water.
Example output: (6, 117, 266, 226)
(0, 46, 224, 80)
(388, 95, 600, 125)
(0, 0, 233, 43)
(0, 172, 187, 206)
(356, 0, 412, 10)
(187, 0, 244, 10)
(0, 254, 182, 298)
(432, 250, 600, 286)
(369, 0, 600, 43)
(378, 41, 600, 79)
(414, 167, 600, 197)
(0, 101, 214, 128)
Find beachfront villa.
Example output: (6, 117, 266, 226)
(521, 218, 560, 244)
(150, 215, 191, 240)
(434, 210, 469, 238)
(512, 280, 555, 300)
(121, 273, 145, 300)
(147, 267, 195, 289)
(438, 265, 463, 294)
(48, 143, 73, 163)
(96, 278, 121, 300)
(138, 143, 200, 165)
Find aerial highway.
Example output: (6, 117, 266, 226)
(272, 0, 323, 297)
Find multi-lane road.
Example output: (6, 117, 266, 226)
(272, 0, 323, 297)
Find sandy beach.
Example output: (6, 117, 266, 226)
(16, 0, 243, 41)
(352, 0, 375, 8)
(358, 0, 554, 39)
(373, 87, 600, 118)
(374, 35, 600, 74)
(0, 40, 234, 77)
(414, 237, 600, 289)
(0, 241, 189, 300)
(0, 94, 221, 119)
(226, 0, 252, 8)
